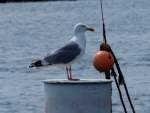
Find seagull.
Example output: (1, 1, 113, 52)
(29, 23, 95, 80)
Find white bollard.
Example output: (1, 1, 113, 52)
(43, 79, 112, 113)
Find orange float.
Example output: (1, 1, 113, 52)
(93, 51, 114, 72)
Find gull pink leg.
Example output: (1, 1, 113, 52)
(66, 66, 70, 80)
(69, 65, 80, 81)
(69, 65, 73, 80)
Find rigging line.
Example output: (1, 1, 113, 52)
(111, 68, 128, 113)
(124, 80, 136, 113)
(99, 0, 136, 112)
(100, 0, 107, 44)
(110, 48, 136, 113)
(100, 1, 128, 112)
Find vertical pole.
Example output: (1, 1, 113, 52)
(100, 0, 110, 81)
(100, 0, 107, 44)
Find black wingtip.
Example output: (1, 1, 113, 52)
(29, 60, 42, 68)
(29, 63, 34, 68)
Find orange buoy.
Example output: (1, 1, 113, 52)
(93, 51, 114, 72)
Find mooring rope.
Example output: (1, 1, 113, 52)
(99, 0, 136, 113)
(110, 46, 136, 113)
(111, 68, 128, 113)
(109, 33, 136, 113)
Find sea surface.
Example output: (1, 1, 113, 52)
(0, 0, 150, 113)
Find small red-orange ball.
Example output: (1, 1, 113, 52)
(93, 51, 114, 72)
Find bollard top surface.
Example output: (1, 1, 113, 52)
(43, 79, 112, 84)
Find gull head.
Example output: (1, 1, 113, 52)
(74, 23, 95, 34)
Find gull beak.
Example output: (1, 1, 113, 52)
(86, 27, 95, 32)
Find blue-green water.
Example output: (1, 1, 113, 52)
(0, 0, 150, 113)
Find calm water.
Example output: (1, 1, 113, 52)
(0, 0, 150, 113)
